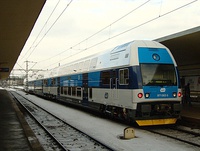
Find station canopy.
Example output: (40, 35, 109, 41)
(0, 0, 46, 80)
(156, 26, 200, 76)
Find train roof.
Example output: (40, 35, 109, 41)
(30, 40, 172, 81)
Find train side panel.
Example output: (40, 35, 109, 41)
(27, 40, 182, 126)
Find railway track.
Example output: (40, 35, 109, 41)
(10, 91, 114, 151)
(144, 125, 200, 148)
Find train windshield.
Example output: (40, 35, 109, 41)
(140, 64, 177, 86)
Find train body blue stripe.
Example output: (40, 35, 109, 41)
(60, 74, 82, 87)
(31, 47, 178, 99)
(143, 86, 178, 99)
(27, 41, 182, 126)
(138, 47, 173, 64)
(88, 72, 100, 87)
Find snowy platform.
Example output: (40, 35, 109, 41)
(13, 89, 199, 151)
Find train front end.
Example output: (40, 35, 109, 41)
(133, 42, 182, 126)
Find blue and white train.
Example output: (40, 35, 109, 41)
(28, 40, 182, 126)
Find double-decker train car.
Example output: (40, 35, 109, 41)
(28, 40, 182, 126)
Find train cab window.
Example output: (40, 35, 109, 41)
(140, 64, 177, 86)
(119, 68, 129, 85)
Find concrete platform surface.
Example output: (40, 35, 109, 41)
(0, 88, 200, 150)
(180, 102, 200, 126)
(0, 89, 43, 151)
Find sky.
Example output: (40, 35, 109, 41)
(12, 0, 200, 77)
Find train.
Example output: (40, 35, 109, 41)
(27, 40, 182, 126)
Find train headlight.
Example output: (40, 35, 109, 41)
(145, 93, 150, 98)
(173, 92, 177, 98)
(137, 93, 143, 98)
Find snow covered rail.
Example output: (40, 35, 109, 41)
(10, 91, 114, 151)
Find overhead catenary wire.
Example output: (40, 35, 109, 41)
(43, 0, 198, 69)
(26, 0, 73, 60)
(19, 0, 62, 61)
(38, 0, 151, 63)
(86, 0, 198, 50)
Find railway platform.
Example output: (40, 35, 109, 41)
(0, 88, 44, 151)
(180, 102, 200, 127)
(0, 88, 200, 150)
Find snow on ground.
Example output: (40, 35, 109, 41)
(15, 90, 199, 151)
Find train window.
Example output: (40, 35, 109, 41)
(77, 87, 82, 97)
(119, 68, 129, 85)
(43, 79, 48, 86)
(68, 87, 72, 96)
(64, 87, 67, 95)
(61, 87, 63, 94)
(140, 64, 177, 86)
(79, 62, 84, 71)
(83, 60, 90, 71)
(89, 88, 92, 99)
(90, 57, 98, 69)
(72, 87, 76, 96)
(74, 63, 79, 72)
(51, 78, 56, 85)
(102, 71, 110, 85)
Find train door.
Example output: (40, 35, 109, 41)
(110, 70, 118, 101)
(82, 73, 88, 105)
(57, 77, 60, 98)
(42, 79, 44, 94)
(48, 79, 51, 94)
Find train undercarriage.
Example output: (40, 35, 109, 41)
(98, 101, 182, 126)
